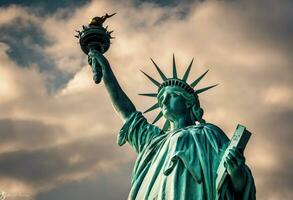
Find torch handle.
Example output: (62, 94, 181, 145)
(88, 49, 103, 84)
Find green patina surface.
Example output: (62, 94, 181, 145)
(118, 112, 255, 200)
(77, 23, 257, 197)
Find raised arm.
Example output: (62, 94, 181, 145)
(88, 51, 136, 122)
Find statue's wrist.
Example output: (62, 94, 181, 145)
(231, 167, 247, 192)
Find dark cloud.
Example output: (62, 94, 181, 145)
(0, 17, 74, 91)
(251, 109, 293, 157)
(135, 0, 293, 61)
(0, 17, 53, 69)
(0, 0, 90, 16)
(228, 0, 293, 63)
(134, 0, 202, 7)
(248, 109, 293, 198)
(0, 119, 64, 149)
(0, 133, 124, 186)
(132, 0, 201, 21)
(35, 161, 133, 200)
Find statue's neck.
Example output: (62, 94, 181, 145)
(170, 114, 195, 131)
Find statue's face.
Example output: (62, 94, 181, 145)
(158, 86, 189, 121)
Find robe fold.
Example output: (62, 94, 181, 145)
(117, 111, 256, 200)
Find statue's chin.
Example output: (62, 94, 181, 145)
(162, 109, 168, 117)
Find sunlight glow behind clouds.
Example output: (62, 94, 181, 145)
(263, 86, 292, 107)
(0, 0, 292, 199)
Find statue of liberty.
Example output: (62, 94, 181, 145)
(89, 52, 256, 200)
(77, 14, 255, 200)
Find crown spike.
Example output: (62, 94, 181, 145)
(140, 70, 161, 87)
(162, 120, 170, 131)
(182, 58, 194, 82)
(150, 58, 167, 81)
(152, 111, 163, 124)
(172, 54, 178, 79)
(190, 69, 209, 88)
(139, 93, 157, 97)
(143, 103, 159, 114)
(195, 84, 218, 94)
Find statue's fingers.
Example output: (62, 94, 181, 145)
(226, 154, 237, 168)
(232, 146, 243, 152)
(93, 73, 102, 84)
(225, 159, 235, 173)
(224, 161, 227, 168)
(229, 149, 241, 161)
(93, 73, 98, 80)
(234, 149, 246, 164)
(230, 148, 244, 159)
(228, 152, 238, 164)
(229, 149, 245, 166)
(88, 57, 92, 65)
(224, 160, 232, 170)
(91, 64, 96, 73)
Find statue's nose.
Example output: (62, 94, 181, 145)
(162, 95, 170, 105)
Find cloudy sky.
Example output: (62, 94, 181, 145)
(0, 0, 292, 199)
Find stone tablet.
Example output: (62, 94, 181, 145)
(216, 124, 252, 192)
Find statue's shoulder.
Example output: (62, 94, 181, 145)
(186, 123, 224, 132)
(204, 123, 225, 133)
(187, 123, 229, 141)
(183, 123, 229, 151)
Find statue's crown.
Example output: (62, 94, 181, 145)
(158, 79, 194, 94)
(139, 54, 218, 130)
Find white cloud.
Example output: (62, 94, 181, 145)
(0, 0, 292, 199)
(262, 85, 292, 108)
(0, 177, 34, 200)
(59, 66, 94, 95)
(0, 5, 39, 26)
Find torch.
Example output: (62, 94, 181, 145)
(75, 13, 115, 84)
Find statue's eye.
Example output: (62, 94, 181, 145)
(171, 93, 178, 97)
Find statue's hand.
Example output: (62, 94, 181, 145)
(88, 50, 109, 69)
(88, 50, 110, 83)
(224, 147, 247, 192)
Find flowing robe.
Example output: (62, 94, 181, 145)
(117, 112, 256, 200)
